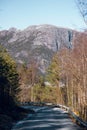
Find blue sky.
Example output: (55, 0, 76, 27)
(0, 0, 86, 30)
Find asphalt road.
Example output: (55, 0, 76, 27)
(12, 106, 83, 130)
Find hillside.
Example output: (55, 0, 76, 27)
(0, 24, 74, 73)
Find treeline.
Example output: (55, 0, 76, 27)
(0, 46, 34, 130)
(51, 32, 87, 121)
(17, 32, 87, 122)
(0, 45, 19, 110)
(0, 32, 86, 123)
(17, 61, 59, 104)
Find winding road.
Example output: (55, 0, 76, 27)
(12, 105, 83, 130)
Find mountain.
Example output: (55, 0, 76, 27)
(0, 24, 74, 73)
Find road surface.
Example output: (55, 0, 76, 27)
(12, 105, 83, 130)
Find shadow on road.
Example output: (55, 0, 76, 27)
(12, 106, 83, 130)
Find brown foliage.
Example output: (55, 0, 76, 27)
(58, 32, 87, 121)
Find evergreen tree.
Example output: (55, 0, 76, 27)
(0, 45, 19, 108)
(46, 53, 60, 86)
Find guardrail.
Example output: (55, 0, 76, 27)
(58, 104, 87, 128)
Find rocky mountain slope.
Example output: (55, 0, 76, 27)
(0, 24, 74, 73)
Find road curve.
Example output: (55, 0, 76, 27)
(12, 106, 83, 130)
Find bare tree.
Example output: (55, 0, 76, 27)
(76, 0, 87, 24)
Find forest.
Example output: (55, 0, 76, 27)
(15, 31, 87, 122)
(0, 30, 87, 126)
